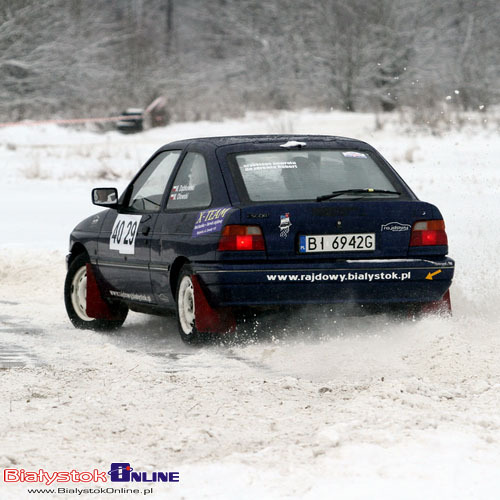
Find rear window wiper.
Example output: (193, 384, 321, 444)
(316, 189, 401, 202)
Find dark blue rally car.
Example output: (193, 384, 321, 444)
(64, 135, 454, 343)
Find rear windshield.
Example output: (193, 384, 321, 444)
(232, 150, 399, 202)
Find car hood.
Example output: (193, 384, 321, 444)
(71, 210, 108, 235)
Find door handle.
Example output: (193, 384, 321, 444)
(142, 225, 151, 236)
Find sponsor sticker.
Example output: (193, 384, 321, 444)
(381, 222, 411, 232)
(243, 161, 298, 172)
(109, 290, 154, 303)
(342, 151, 368, 159)
(279, 213, 292, 238)
(192, 206, 231, 238)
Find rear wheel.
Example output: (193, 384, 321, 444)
(175, 265, 207, 344)
(64, 253, 128, 330)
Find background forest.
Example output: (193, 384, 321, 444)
(1, 0, 499, 123)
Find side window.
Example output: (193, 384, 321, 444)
(128, 150, 181, 212)
(167, 152, 212, 210)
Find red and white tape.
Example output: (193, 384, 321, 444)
(0, 115, 143, 129)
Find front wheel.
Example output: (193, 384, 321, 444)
(64, 253, 128, 331)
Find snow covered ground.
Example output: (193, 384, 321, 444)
(0, 111, 499, 499)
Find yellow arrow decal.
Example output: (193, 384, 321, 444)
(425, 270, 442, 280)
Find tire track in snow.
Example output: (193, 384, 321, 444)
(0, 341, 39, 368)
(0, 313, 44, 368)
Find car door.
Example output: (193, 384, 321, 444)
(97, 150, 182, 304)
(150, 150, 218, 306)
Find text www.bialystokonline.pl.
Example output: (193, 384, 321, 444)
(266, 271, 412, 283)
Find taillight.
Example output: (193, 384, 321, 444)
(409, 220, 448, 246)
(218, 225, 265, 251)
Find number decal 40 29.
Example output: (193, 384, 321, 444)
(109, 214, 142, 254)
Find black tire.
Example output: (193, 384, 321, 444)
(64, 253, 128, 331)
(175, 265, 207, 345)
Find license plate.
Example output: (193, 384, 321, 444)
(299, 233, 376, 253)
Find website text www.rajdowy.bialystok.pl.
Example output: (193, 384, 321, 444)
(266, 271, 411, 282)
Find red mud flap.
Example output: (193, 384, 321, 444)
(421, 289, 452, 316)
(85, 263, 121, 321)
(191, 275, 236, 334)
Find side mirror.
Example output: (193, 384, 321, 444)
(92, 187, 119, 207)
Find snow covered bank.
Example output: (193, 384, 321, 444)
(0, 111, 499, 499)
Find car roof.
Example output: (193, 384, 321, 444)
(159, 134, 373, 151)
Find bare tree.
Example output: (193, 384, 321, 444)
(0, 0, 498, 121)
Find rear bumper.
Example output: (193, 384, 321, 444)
(193, 257, 455, 307)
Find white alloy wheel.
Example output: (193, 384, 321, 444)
(178, 275, 195, 335)
(70, 265, 92, 321)
(65, 253, 128, 330)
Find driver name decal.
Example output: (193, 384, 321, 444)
(109, 214, 142, 254)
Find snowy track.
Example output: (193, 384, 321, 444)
(1, 254, 500, 499)
(1, 112, 500, 499)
